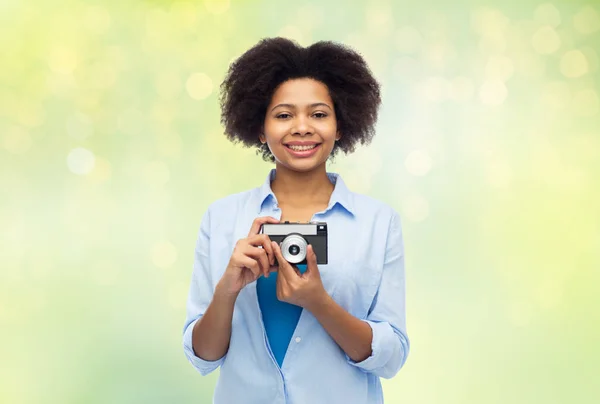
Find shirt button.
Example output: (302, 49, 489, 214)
(295, 336, 301, 343)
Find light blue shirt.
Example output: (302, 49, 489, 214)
(183, 169, 410, 404)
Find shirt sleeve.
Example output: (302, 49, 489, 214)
(346, 210, 410, 379)
(182, 207, 226, 376)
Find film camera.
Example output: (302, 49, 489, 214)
(260, 221, 328, 265)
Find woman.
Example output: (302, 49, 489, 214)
(183, 37, 409, 403)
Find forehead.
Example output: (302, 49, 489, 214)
(268, 78, 333, 106)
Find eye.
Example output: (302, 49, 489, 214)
(276, 113, 291, 119)
(313, 112, 327, 119)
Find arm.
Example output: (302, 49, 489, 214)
(183, 213, 278, 375)
(183, 209, 233, 375)
(308, 211, 410, 378)
(345, 211, 410, 378)
(271, 210, 409, 378)
(308, 294, 373, 362)
(191, 284, 239, 361)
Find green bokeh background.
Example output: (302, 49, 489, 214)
(1, 0, 599, 402)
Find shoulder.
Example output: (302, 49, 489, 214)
(205, 187, 259, 217)
(350, 190, 401, 223)
(208, 189, 255, 211)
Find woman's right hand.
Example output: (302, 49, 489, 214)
(217, 216, 280, 296)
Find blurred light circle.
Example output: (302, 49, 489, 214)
(533, 3, 561, 27)
(367, 7, 394, 38)
(66, 112, 93, 141)
(402, 193, 429, 223)
(89, 157, 112, 182)
(573, 5, 600, 35)
(531, 26, 561, 54)
(204, 0, 230, 15)
(478, 34, 506, 55)
(471, 8, 510, 37)
(571, 89, 599, 116)
(186, 72, 213, 100)
(395, 26, 423, 54)
(67, 147, 96, 175)
(449, 76, 475, 102)
(479, 80, 508, 105)
(580, 46, 599, 73)
(405, 150, 433, 176)
(3, 126, 32, 154)
(485, 55, 514, 82)
(48, 46, 78, 75)
(152, 241, 178, 268)
(169, 2, 197, 28)
(423, 43, 456, 68)
(560, 50, 588, 78)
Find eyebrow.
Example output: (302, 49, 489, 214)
(270, 102, 332, 112)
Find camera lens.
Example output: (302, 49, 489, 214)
(280, 234, 307, 264)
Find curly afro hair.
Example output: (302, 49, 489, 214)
(219, 37, 382, 162)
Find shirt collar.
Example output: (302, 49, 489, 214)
(257, 168, 355, 216)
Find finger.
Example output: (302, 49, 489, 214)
(271, 241, 298, 280)
(305, 244, 319, 275)
(245, 246, 270, 278)
(248, 216, 280, 237)
(248, 234, 275, 266)
(238, 256, 261, 279)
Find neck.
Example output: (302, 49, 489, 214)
(271, 163, 334, 207)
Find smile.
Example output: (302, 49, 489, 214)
(287, 144, 318, 151)
(284, 143, 322, 157)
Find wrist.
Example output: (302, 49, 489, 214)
(215, 281, 240, 304)
(306, 289, 333, 314)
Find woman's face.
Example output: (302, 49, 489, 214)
(260, 77, 341, 172)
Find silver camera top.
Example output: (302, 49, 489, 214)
(260, 221, 327, 236)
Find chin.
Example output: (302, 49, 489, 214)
(275, 158, 327, 172)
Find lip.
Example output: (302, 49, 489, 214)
(284, 143, 322, 158)
(284, 141, 321, 146)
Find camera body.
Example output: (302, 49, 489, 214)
(261, 221, 328, 265)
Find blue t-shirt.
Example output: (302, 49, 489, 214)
(256, 264, 308, 368)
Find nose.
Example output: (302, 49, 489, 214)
(291, 115, 313, 136)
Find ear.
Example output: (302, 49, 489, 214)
(335, 131, 342, 141)
(259, 126, 266, 144)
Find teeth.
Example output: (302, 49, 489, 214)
(288, 144, 317, 151)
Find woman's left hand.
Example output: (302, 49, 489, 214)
(271, 241, 328, 311)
